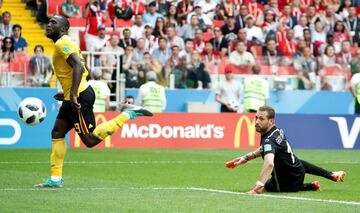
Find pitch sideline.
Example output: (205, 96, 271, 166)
(1, 186, 360, 206)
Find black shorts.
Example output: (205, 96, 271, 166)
(57, 86, 96, 136)
(264, 173, 305, 192)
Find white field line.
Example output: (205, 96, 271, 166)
(0, 161, 358, 165)
(0, 186, 359, 206)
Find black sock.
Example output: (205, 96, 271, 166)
(300, 160, 333, 180)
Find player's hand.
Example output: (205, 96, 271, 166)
(53, 91, 64, 101)
(70, 94, 81, 110)
(246, 181, 265, 195)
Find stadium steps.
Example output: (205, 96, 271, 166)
(0, 0, 54, 55)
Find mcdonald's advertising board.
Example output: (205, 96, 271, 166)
(70, 113, 261, 149)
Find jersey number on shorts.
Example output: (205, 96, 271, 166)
(74, 123, 82, 134)
(286, 142, 295, 164)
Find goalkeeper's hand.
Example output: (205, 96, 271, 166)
(246, 181, 265, 195)
(53, 91, 64, 101)
(225, 157, 248, 168)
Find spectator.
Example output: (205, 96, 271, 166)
(144, 23, 158, 53)
(324, 5, 343, 31)
(283, 4, 297, 29)
(165, 45, 187, 88)
(61, 0, 82, 18)
(354, 21, 360, 47)
(100, 33, 124, 81)
(310, 16, 329, 55)
(215, 65, 242, 112)
(28, 45, 53, 87)
(209, 27, 228, 56)
(213, 4, 226, 21)
(186, 4, 212, 32)
(130, 15, 145, 40)
(133, 38, 146, 66)
(152, 17, 166, 38)
(119, 28, 137, 48)
(12, 24, 28, 53)
(244, 15, 264, 44)
(337, 40, 353, 69)
(303, 28, 315, 55)
(85, 1, 107, 50)
(294, 46, 318, 89)
(143, 1, 164, 27)
(221, 16, 239, 43)
(220, 0, 238, 18)
(0, 12, 13, 37)
(201, 41, 220, 70)
(151, 37, 171, 66)
(177, 0, 193, 19)
(193, 28, 205, 53)
(344, 7, 359, 41)
(156, 0, 171, 17)
(128, 0, 146, 16)
(230, 28, 256, 55)
(88, 69, 111, 112)
(123, 45, 139, 88)
(319, 45, 342, 70)
(333, 21, 352, 51)
(166, 5, 180, 30)
(138, 71, 166, 112)
(186, 50, 211, 89)
(319, 33, 336, 54)
(235, 5, 249, 29)
(229, 41, 255, 67)
(262, 39, 285, 66)
(179, 38, 194, 65)
(198, 0, 217, 20)
(294, 15, 309, 41)
(337, 0, 353, 18)
(86, 24, 110, 52)
(36, 0, 49, 25)
(166, 25, 185, 50)
(179, 15, 199, 39)
(313, 0, 326, 13)
(279, 29, 297, 57)
(1, 37, 15, 63)
(262, 10, 277, 41)
(246, 0, 263, 20)
(243, 65, 270, 112)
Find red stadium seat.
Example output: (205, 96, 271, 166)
(69, 18, 87, 27)
(47, 0, 64, 16)
(213, 20, 225, 28)
(255, 46, 262, 56)
(322, 67, 342, 76)
(79, 31, 86, 51)
(260, 66, 272, 75)
(278, 66, 297, 75)
(202, 32, 213, 42)
(115, 19, 134, 28)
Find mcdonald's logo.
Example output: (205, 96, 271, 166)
(234, 115, 256, 148)
(74, 114, 112, 148)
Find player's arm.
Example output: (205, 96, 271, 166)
(67, 53, 84, 109)
(226, 147, 261, 168)
(246, 153, 274, 195)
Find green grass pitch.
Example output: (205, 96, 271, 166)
(0, 149, 359, 212)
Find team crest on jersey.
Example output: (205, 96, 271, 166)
(264, 144, 272, 152)
(63, 46, 71, 53)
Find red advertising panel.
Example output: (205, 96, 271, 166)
(70, 113, 260, 149)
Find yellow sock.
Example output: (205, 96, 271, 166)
(50, 138, 66, 177)
(93, 114, 128, 140)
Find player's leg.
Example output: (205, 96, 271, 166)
(35, 118, 73, 188)
(300, 160, 346, 182)
(75, 86, 153, 147)
(301, 181, 320, 191)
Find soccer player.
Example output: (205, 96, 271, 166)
(226, 106, 346, 194)
(35, 16, 153, 188)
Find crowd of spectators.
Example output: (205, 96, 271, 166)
(57, 0, 358, 91)
(3, 0, 360, 91)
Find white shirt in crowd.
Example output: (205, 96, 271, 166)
(131, 25, 145, 40)
(244, 26, 264, 43)
(229, 51, 255, 66)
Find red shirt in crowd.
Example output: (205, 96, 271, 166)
(128, 0, 146, 15)
(87, 9, 105, 35)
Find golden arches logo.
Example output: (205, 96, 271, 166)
(234, 115, 256, 148)
(74, 114, 112, 148)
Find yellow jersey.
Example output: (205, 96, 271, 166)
(53, 35, 89, 100)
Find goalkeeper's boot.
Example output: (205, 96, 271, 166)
(120, 104, 153, 120)
(302, 181, 320, 191)
(35, 178, 64, 188)
(331, 171, 346, 182)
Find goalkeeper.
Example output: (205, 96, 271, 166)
(226, 106, 346, 194)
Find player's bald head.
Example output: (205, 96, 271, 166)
(53, 15, 70, 32)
